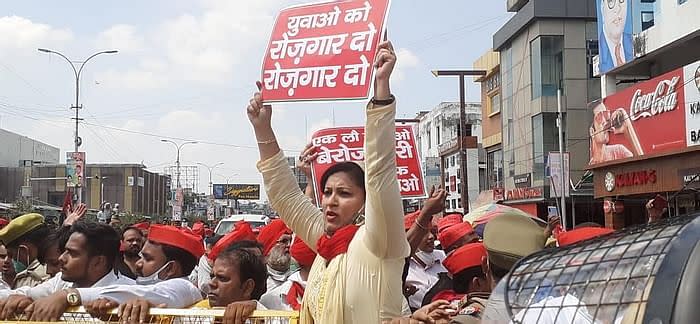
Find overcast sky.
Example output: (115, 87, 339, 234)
(0, 1, 508, 198)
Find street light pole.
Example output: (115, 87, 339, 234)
(38, 48, 118, 204)
(431, 69, 486, 214)
(160, 140, 198, 188)
(197, 162, 224, 197)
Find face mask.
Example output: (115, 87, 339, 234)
(414, 251, 436, 266)
(13, 259, 26, 273)
(135, 261, 172, 285)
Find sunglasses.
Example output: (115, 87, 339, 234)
(607, 0, 625, 9)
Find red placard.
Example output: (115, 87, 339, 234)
(261, 0, 391, 103)
(310, 125, 427, 203)
(589, 66, 688, 166)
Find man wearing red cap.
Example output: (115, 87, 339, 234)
(260, 236, 317, 310)
(402, 186, 449, 311)
(22, 225, 205, 322)
(194, 221, 256, 295)
(256, 219, 293, 291)
(437, 220, 478, 254)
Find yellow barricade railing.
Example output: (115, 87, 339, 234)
(0, 306, 300, 324)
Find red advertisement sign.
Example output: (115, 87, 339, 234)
(310, 125, 426, 203)
(261, 0, 391, 103)
(589, 60, 700, 166)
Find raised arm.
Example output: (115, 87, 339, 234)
(248, 84, 325, 248)
(363, 41, 410, 259)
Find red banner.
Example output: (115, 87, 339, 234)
(589, 65, 688, 166)
(261, 0, 390, 103)
(310, 125, 426, 203)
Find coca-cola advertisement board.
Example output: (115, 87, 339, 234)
(589, 59, 700, 166)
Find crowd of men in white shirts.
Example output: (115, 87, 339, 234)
(0, 192, 624, 323)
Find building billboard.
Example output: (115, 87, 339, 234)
(589, 59, 700, 167)
(213, 184, 261, 200)
(596, 0, 634, 74)
(65, 152, 85, 187)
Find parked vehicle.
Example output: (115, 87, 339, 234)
(214, 214, 270, 235)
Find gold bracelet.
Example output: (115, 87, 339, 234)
(414, 219, 429, 231)
(257, 138, 277, 145)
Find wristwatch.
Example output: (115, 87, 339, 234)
(371, 94, 395, 106)
(65, 289, 81, 306)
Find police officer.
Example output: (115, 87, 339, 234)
(0, 214, 52, 288)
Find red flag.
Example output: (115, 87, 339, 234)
(62, 188, 73, 216)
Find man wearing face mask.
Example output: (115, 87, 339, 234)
(0, 222, 134, 320)
(0, 214, 52, 289)
(21, 224, 205, 322)
(256, 219, 293, 291)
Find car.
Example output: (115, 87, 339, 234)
(214, 214, 270, 236)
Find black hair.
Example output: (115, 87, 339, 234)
(227, 240, 264, 255)
(157, 242, 198, 275)
(218, 243, 268, 300)
(320, 162, 365, 193)
(205, 235, 223, 247)
(51, 226, 73, 253)
(69, 222, 121, 267)
(452, 266, 486, 294)
(489, 260, 511, 281)
(8, 224, 52, 264)
(121, 226, 144, 239)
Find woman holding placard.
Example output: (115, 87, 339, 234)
(245, 41, 409, 323)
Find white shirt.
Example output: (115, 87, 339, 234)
(266, 265, 291, 291)
(260, 271, 305, 310)
(0, 270, 134, 300)
(511, 294, 594, 324)
(77, 277, 203, 308)
(196, 256, 212, 294)
(405, 250, 447, 309)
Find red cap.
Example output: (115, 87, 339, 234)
(209, 221, 257, 261)
(443, 242, 487, 275)
(431, 290, 465, 303)
(438, 214, 463, 234)
(290, 237, 317, 267)
(0, 218, 9, 229)
(438, 221, 474, 250)
(191, 222, 205, 237)
(557, 227, 614, 247)
(403, 211, 421, 231)
(257, 219, 292, 256)
(148, 224, 205, 259)
(132, 222, 150, 231)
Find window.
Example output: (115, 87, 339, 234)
(641, 11, 655, 30)
(458, 198, 462, 209)
(487, 149, 504, 188)
(532, 113, 566, 182)
(490, 93, 501, 115)
(531, 36, 564, 98)
(427, 128, 431, 149)
(486, 73, 500, 93)
(436, 126, 441, 145)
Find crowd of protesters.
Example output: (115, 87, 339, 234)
(0, 41, 670, 324)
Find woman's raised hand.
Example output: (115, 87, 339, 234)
(246, 81, 273, 130)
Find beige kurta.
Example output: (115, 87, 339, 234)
(257, 101, 409, 323)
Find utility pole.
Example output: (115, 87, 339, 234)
(197, 162, 224, 197)
(431, 69, 486, 213)
(557, 89, 568, 230)
(38, 48, 118, 204)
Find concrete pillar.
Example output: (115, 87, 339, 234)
(601, 73, 617, 98)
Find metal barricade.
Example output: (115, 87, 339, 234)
(0, 307, 299, 324)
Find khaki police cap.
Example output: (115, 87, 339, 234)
(0, 213, 45, 246)
(483, 213, 546, 270)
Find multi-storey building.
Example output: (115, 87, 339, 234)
(589, 0, 700, 228)
(491, 0, 602, 222)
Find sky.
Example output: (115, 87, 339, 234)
(0, 0, 509, 199)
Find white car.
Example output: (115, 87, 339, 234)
(214, 214, 270, 236)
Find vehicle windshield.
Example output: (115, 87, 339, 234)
(216, 220, 267, 235)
